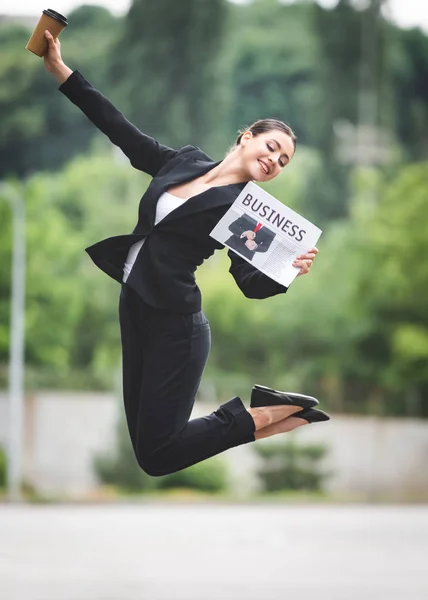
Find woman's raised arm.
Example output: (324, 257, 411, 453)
(43, 30, 177, 176)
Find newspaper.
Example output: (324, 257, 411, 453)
(210, 181, 322, 287)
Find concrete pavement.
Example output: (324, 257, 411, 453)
(1, 504, 427, 600)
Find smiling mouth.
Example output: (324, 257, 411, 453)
(258, 159, 270, 175)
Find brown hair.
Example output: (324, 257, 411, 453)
(235, 118, 297, 150)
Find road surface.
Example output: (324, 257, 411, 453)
(1, 504, 427, 600)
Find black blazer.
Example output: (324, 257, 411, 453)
(59, 71, 288, 314)
(226, 214, 276, 261)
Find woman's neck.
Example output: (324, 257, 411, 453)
(202, 150, 250, 186)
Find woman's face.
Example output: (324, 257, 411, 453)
(239, 129, 295, 182)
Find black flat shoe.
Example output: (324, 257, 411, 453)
(250, 384, 319, 409)
(294, 408, 330, 424)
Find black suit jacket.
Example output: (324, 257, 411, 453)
(59, 71, 288, 313)
(226, 215, 276, 261)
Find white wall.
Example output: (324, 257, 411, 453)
(0, 392, 118, 495)
(0, 392, 427, 499)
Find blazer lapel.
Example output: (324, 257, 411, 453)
(159, 157, 247, 225)
(163, 182, 247, 225)
(140, 156, 216, 227)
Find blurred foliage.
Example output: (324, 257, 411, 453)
(156, 458, 228, 493)
(0, 7, 119, 177)
(94, 409, 228, 492)
(350, 163, 428, 413)
(1, 1, 427, 210)
(109, 0, 228, 152)
(0, 1, 427, 418)
(254, 437, 329, 492)
(0, 152, 146, 387)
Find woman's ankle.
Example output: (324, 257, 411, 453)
(247, 405, 304, 431)
(254, 415, 308, 440)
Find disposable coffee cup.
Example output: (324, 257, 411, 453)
(25, 9, 68, 57)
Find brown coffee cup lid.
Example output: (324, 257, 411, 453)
(43, 8, 68, 26)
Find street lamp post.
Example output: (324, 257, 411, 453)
(0, 183, 26, 502)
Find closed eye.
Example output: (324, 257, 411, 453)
(267, 142, 286, 168)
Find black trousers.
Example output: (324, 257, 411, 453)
(118, 284, 256, 476)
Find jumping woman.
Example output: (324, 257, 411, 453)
(44, 30, 329, 477)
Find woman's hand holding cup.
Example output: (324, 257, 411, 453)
(43, 31, 72, 84)
(43, 31, 62, 70)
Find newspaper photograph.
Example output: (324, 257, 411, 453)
(210, 181, 322, 287)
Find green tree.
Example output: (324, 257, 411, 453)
(353, 163, 428, 415)
(109, 0, 228, 152)
(1, 151, 148, 388)
(388, 26, 428, 160)
(0, 7, 121, 178)
(227, 0, 319, 144)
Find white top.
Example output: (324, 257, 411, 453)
(122, 191, 187, 282)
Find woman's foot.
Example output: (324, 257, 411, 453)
(251, 384, 319, 409)
(254, 414, 308, 440)
(247, 404, 307, 431)
(254, 408, 330, 440)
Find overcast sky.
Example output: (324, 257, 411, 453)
(2, 0, 428, 33)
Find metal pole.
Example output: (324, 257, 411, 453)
(358, 0, 383, 153)
(0, 183, 26, 502)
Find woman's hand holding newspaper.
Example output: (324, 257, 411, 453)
(293, 247, 319, 277)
